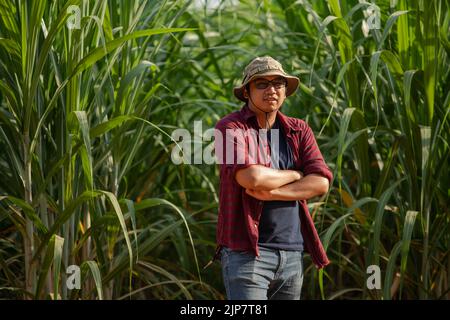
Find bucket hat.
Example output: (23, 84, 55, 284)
(233, 56, 300, 102)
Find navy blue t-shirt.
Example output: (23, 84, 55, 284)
(258, 118, 304, 251)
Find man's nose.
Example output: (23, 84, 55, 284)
(266, 85, 277, 93)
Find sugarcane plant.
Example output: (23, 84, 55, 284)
(0, 0, 223, 300)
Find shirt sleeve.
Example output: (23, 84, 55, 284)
(214, 120, 256, 179)
(299, 123, 333, 183)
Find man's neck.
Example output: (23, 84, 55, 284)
(256, 113, 277, 129)
(247, 104, 278, 129)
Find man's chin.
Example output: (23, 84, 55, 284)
(266, 103, 281, 111)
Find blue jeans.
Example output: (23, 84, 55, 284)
(220, 246, 304, 300)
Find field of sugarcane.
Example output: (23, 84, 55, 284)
(0, 0, 448, 300)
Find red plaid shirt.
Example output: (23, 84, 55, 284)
(212, 104, 333, 269)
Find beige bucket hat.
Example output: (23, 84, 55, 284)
(233, 56, 300, 102)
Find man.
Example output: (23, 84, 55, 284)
(212, 56, 333, 300)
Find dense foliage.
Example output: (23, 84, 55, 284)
(0, 0, 448, 299)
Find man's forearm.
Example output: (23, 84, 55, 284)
(235, 165, 301, 190)
(268, 174, 329, 201)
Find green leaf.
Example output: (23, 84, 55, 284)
(124, 199, 138, 262)
(0, 196, 47, 235)
(370, 179, 405, 267)
(52, 235, 64, 300)
(73, 111, 94, 190)
(383, 241, 403, 300)
(399, 210, 418, 296)
(378, 11, 409, 50)
(89, 115, 134, 138)
(32, 191, 102, 262)
(70, 28, 195, 77)
(35, 234, 64, 299)
(100, 191, 133, 280)
(81, 261, 103, 300)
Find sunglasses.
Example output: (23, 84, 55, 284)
(253, 78, 287, 90)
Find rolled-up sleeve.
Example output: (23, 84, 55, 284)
(299, 124, 333, 183)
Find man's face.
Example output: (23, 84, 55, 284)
(246, 75, 287, 112)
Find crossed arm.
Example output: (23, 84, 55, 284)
(235, 165, 329, 201)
